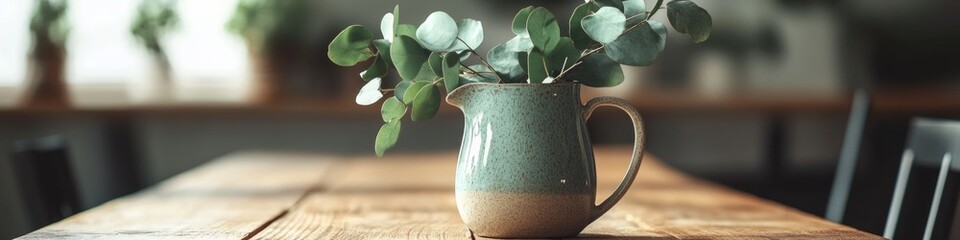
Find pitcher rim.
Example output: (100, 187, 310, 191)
(445, 82, 581, 106)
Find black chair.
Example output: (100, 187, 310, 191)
(11, 135, 82, 229)
(882, 118, 960, 240)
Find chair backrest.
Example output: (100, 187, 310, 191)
(11, 135, 82, 229)
(826, 88, 872, 222)
(884, 118, 960, 240)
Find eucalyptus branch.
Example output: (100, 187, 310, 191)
(460, 62, 480, 75)
(647, 0, 665, 20)
(554, 61, 583, 81)
(456, 37, 502, 83)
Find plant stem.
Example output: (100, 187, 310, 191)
(456, 37, 502, 83)
(555, 61, 584, 81)
(647, 0, 665, 20)
(460, 63, 480, 75)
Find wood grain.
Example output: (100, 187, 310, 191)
(18, 153, 337, 240)
(19, 147, 882, 239)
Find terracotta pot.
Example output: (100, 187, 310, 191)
(23, 42, 68, 107)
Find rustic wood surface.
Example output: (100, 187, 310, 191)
(19, 147, 882, 239)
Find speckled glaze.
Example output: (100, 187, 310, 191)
(446, 82, 646, 238)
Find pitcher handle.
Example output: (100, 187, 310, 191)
(583, 96, 646, 222)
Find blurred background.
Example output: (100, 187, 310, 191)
(1, 0, 960, 239)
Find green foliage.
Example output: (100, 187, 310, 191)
(594, 0, 624, 12)
(569, 3, 599, 49)
(512, 6, 535, 37)
(327, 1, 714, 156)
(449, 19, 484, 52)
(526, 7, 561, 53)
(328, 25, 374, 67)
(355, 78, 384, 106)
(461, 64, 499, 84)
(227, 0, 309, 51)
(381, 97, 407, 122)
(487, 43, 527, 83)
(428, 52, 444, 75)
(130, 0, 178, 55)
(390, 35, 430, 81)
(622, 0, 646, 18)
(603, 22, 663, 66)
(361, 56, 388, 82)
(375, 120, 401, 157)
(30, 0, 70, 51)
(527, 48, 548, 84)
(547, 38, 581, 72)
(667, 0, 712, 43)
(416, 11, 459, 52)
(570, 53, 624, 87)
(443, 52, 461, 93)
(411, 84, 441, 121)
(582, 7, 625, 44)
(401, 82, 429, 104)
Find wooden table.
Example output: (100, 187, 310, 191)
(19, 147, 881, 239)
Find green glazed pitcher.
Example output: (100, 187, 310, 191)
(446, 82, 646, 238)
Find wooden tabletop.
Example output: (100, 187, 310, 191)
(19, 147, 881, 239)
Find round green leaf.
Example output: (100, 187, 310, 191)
(402, 81, 429, 104)
(488, 42, 527, 83)
(374, 120, 401, 157)
(582, 7, 625, 44)
(570, 2, 600, 49)
(443, 52, 461, 93)
(391, 35, 429, 81)
(447, 19, 483, 52)
(527, 48, 549, 84)
(416, 11, 459, 52)
(622, 0, 646, 18)
(428, 52, 443, 75)
(328, 25, 374, 67)
(649, 20, 667, 51)
(512, 6, 535, 36)
(393, 5, 400, 33)
(380, 13, 394, 40)
(603, 22, 663, 66)
(505, 36, 533, 52)
(411, 85, 440, 121)
(381, 96, 406, 122)
(518, 52, 528, 72)
(594, 0, 624, 12)
(355, 78, 383, 105)
(396, 24, 417, 39)
(569, 52, 624, 87)
(413, 61, 439, 82)
(667, 0, 712, 43)
(526, 7, 561, 53)
(458, 50, 471, 61)
(361, 56, 388, 82)
(395, 80, 412, 103)
(547, 37, 581, 72)
(372, 39, 392, 64)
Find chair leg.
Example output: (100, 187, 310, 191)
(922, 153, 952, 240)
(885, 150, 916, 239)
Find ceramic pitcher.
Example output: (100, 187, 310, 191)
(446, 82, 645, 238)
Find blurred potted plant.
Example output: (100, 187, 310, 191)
(24, 0, 70, 107)
(227, 0, 310, 102)
(328, 0, 712, 238)
(130, 0, 178, 100)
